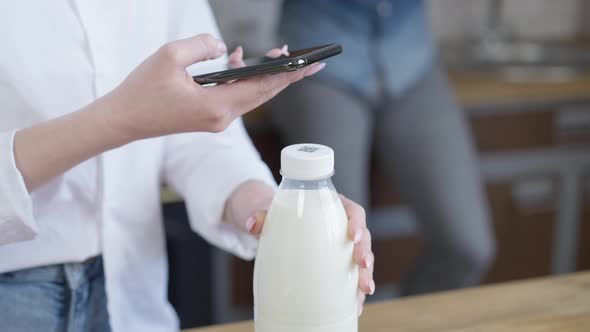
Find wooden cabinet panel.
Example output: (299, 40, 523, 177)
(577, 201, 590, 271)
(372, 236, 423, 285)
(483, 181, 555, 283)
(231, 259, 254, 306)
(470, 111, 554, 153)
(469, 105, 590, 153)
(577, 178, 590, 271)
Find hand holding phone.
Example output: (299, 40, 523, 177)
(193, 44, 342, 85)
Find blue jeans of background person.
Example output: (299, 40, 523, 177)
(279, 0, 435, 99)
(0, 256, 111, 332)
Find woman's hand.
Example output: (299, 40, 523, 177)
(101, 34, 324, 141)
(226, 181, 375, 316)
(13, 34, 324, 191)
(340, 194, 375, 316)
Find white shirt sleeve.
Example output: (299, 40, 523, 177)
(163, 119, 276, 260)
(0, 130, 37, 245)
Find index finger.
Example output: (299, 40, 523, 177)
(266, 44, 289, 58)
(228, 46, 245, 69)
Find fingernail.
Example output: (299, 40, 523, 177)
(369, 280, 376, 295)
(245, 216, 256, 231)
(364, 254, 372, 269)
(281, 44, 289, 54)
(353, 229, 363, 244)
(358, 304, 364, 317)
(217, 40, 227, 53)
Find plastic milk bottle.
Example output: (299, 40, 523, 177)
(254, 144, 359, 332)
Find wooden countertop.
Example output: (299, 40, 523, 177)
(186, 271, 590, 332)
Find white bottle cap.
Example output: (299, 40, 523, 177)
(280, 144, 334, 181)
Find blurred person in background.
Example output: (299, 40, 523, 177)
(272, 0, 495, 295)
(0, 1, 374, 331)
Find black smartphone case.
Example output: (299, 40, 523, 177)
(192, 44, 342, 85)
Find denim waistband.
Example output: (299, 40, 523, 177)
(0, 256, 103, 288)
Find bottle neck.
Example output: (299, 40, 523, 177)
(279, 176, 335, 190)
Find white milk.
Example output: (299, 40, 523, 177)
(254, 144, 358, 332)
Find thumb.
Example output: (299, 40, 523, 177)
(164, 33, 227, 68)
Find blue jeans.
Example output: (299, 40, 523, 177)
(0, 256, 111, 332)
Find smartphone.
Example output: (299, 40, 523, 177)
(193, 44, 342, 85)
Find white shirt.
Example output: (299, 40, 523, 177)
(0, 1, 274, 331)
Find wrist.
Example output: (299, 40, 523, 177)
(86, 93, 138, 148)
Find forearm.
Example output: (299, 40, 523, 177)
(223, 180, 275, 229)
(13, 97, 130, 191)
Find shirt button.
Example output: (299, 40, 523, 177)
(377, 0, 393, 17)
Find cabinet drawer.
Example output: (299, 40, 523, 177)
(470, 105, 590, 153)
(470, 110, 554, 152)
